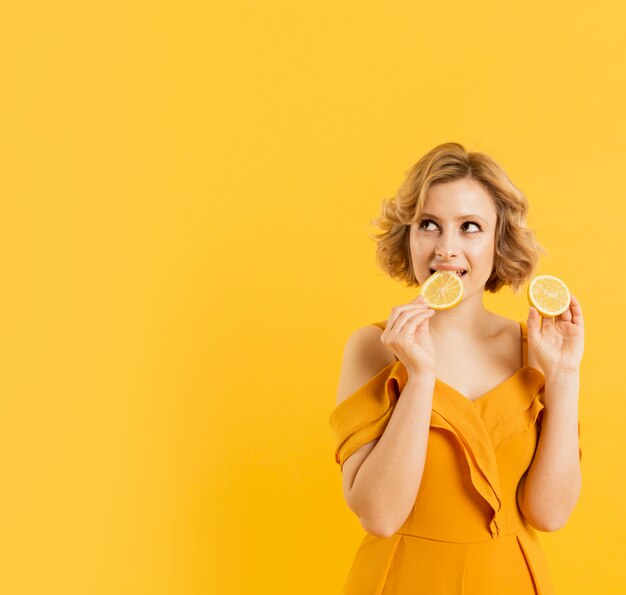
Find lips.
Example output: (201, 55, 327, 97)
(430, 268, 467, 278)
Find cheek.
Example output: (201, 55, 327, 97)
(410, 242, 433, 266)
(469, 242, 495, 265)
(410, 236, 433, 253)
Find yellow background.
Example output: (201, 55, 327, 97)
(0, 1, 624, 593)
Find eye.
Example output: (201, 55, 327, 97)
(418, 219, 437, 230)
(418, 219, 482, 232)
(462, 221, 482, 232)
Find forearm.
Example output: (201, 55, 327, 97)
(518, 371, 582, 531)
(349, 375, 435, 537)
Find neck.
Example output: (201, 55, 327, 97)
(427, 293, 493, 338)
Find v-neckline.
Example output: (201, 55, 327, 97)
(435, 365, 534, 404)
(433, 321, 529, 404)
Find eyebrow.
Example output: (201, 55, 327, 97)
(419, 212, 489, 224)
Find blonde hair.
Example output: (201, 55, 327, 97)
(369, 142, 546, 294)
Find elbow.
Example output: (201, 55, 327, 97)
(518, 482, 581, 533)
(359, 513, 399, 539)
(349, 496, 397, 538)
(530, 517, 567, 533)
(361, 519, 396, 539)
(524, 507, 574, 532)
(350, 492, 413, 539)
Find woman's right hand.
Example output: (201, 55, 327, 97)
(380, 295, 436, 380)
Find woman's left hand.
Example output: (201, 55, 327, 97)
(527, 293, 585, 379)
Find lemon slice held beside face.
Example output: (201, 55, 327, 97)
(527, 274, 571, 316)
(420, 270, 464, 310)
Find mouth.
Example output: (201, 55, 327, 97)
(430, 268, 467, 278)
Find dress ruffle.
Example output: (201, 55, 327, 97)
(330, 320, 582, 594)
(329, 360, 582, 535)
(329, 361, 407, 470)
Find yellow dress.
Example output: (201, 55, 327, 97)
(329, 320, 582, 595)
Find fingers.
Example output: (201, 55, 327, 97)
(385, 296, 431, 329)
(528, 305, 556, 334)
(559, 307, 573, 322)
(388, 305, 435, 336)
(569, 294, 584, 327)
(529, 294, 584, 339)
(384, 302, 434, 339)
(539, 294, 583, 327)
(557, 294, 576, 323)
(527, 306, 541, 340)
(403, 308, 435, 335)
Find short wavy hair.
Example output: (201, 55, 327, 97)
(369, 142, 546, 294)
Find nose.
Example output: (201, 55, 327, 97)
(435, 234, 459, 259)
(436, 248, 457, 258)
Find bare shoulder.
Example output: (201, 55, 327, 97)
(335, 323, 397, 407)
(485, 313, 533, 367)
(486, 312, 520, 338)
(485, 313, 524, 349)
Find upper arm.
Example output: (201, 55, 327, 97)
(336, 325, 397, 510)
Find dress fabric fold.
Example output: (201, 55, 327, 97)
(329, 320, 582, 594)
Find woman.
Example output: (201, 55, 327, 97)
(329, 142, 583, 594)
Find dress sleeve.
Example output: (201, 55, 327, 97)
(328, 361, 408, 471)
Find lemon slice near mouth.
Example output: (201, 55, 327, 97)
(527, 274, 571, 317)
(420, 270, 464, 310)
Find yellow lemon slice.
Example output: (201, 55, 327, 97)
(527, 274, 571, 316)
(420, 270, 464, 310)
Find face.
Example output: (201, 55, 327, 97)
(409, 177, 498, 295)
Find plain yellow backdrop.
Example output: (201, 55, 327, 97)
(0, 1, 624, 593)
